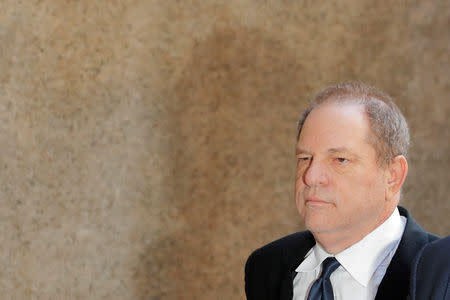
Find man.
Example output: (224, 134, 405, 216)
(245, 82, 439, 300)
(410, 236, 450, 300)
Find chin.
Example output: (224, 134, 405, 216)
(304, 214, 335, 233)
(304, 218, 321, 232)
(307, 224, 337, 235)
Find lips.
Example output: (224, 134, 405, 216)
(305, 196, 330, 206)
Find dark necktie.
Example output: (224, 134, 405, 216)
(307, 257, 341, 300)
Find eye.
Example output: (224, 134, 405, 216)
(297, 156, 311, 162)
(335, 157, 349, 164)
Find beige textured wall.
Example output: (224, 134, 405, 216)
(0, 1, 448, 299)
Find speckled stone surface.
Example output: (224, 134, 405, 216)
(0, 0, 448, 299)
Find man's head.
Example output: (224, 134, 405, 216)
(297, 81, 410, 167)
(295, 82, 409, 252)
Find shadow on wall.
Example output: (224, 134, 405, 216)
(134, 25, 311, 299)
(114, 2, 450, 298)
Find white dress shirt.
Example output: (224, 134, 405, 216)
(293, 208, 406, 300)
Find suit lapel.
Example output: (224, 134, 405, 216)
(279, 231, 315, 300)
(375, 206, 437, 300)
(279, 270, 298, 300)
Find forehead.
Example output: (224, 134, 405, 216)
(297, 102, 372, 153)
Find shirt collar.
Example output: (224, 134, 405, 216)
(296, 208, 406, 287)
(295, 243, 331, 273)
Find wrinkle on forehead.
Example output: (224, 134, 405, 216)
(297, 102, 376, 160)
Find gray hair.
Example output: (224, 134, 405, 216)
(297, 81, 410, 166)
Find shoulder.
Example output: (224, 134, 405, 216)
(246, 231, 314, 270)
(414, 236, 450, 278)
(419, 235, 450, 258)
(411, 236, 450, 300)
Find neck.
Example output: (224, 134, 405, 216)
(314, 230, 373, 254)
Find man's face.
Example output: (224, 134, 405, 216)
(295, 102, 390, 239)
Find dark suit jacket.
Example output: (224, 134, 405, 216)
(410, 236, 450, 300)
(245, 206, 439, 300)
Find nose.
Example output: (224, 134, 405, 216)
(303, 159, 328, 187)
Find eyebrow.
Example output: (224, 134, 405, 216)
(328, 147, 351, 154)
(328, 147, 361, 159)
(295, 147, 361, 158)
(295, 147, 312, 155)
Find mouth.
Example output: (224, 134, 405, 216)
(305, 197, 330, 207)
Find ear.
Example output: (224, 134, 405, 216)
(385, 155, 408, 201)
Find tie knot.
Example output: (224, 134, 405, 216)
(320, 257, 340, 280)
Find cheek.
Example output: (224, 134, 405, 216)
(344, 172, 386, 206)
(361, 168, 386, 191)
